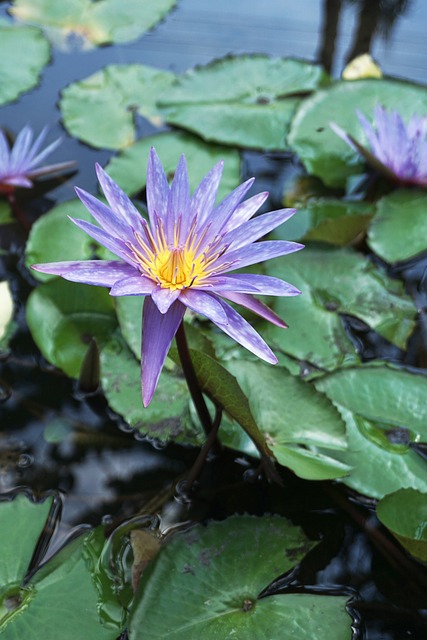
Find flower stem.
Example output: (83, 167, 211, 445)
(175, 321, 213, 438)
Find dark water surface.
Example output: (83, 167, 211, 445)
(1, 1, 427, 639)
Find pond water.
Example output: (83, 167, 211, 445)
(1, 1, 427, 639)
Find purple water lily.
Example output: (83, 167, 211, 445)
(32, 149, 303, 406)
(0, 125, 74, 194)
(330, 106, 427, 187)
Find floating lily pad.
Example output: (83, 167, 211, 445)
(367, 189, 427, 263)
(274, 197, 373, 245)
(100, 335, 202, 445)
(26, 278, 117, 377)
(377, 489, 427, 562)
(288, 78, 427, 188)
(129, 515, 352, 640)
(0, 21, 50, 106)
(264, 246, 416, 371)
(10, 0, 177, 49)
(316, 365, 427, 498)
(0, 494, 122, 639)
(159, 55, 328, 151)
(0, 281, 15, 350)
(25, 199, 96, 281)
(224, 360, 349, 480)
(0, 202, 13, 224)
(106, 131, 241, 198)
(60, 64, 176, 149)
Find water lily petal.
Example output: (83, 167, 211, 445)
(224, 207, 296, 250)
(190, 160, 223, 223)
(110, 275, 156, 296)
(141, 297, 185, 406)
(179, 288, 228, 324)
(146, 147, 169, 227)
(218, 240, 304, 271)
(214, 273, 301, 296)
(223, 191, 269, 232)
(69, 217, 137, 265)
(151, 286, 182, 313)
(32, 260, 135, 286)
(75, 187, 137, 243)
(167, 154, 191, 241)
(221, 291, 287, 328)
(95, 163, 146, 234)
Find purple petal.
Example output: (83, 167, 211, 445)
(146, 148, 169, 228)
(221, 291, 287, 328)
(223, 191, 269, 233)
(69, 217, 137, 265)
(141, 297, 185, 406)
(28, 160, 76, 178)
(330, 122, 358, 152)
(109, 275, 156, 296)
(211, 296, 278, 363)
(224, 208, 296, 251)
(31, 260, 136, 286)
(151, 287, 182, 313)
(3, 176, 33, 188)
(30, 135, 62, 168)
(179, 288, 228, 324)
(205, 275, 260, 293)
(201, 178, 255, 242)
(95, 164, 146, 234)
(214, 273, 301, 296)
(167, 154, 190, 241)
(217, 240, 304, 271)
(0, 130, 10, 166)
(10, 126, 33, 168)
(190, 160, 223, 224)
(75, 187, 136, 243)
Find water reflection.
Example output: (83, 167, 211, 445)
(318, 0, 413, 73)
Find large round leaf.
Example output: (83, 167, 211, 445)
(315, 365, 427, 498)
(106, 131, 241, 198)
(264, 246, 416, 371)
(60, 64, 176, 148)
(159, 56, 328, 151)
(288, 78, 427, 188)
(368, 189, 427, 263)
(26, 278, 117, 377)
(377, 489, 427, 562)
(129, 516, 352, 640)
(10, 0, 177, 49)
(0, 21, 50, 106)
(0, 281, 15, 350)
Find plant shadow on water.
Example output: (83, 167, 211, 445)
(1, 1, 427, 639)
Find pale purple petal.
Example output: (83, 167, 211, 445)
(223, 191, 269, 233)
(75, 187, 137, 243)
(221, 291, 287, 328)
(146, 148, 169, 228)
(205, 275, 260, 293)
(211, 296, 278, 364)
(30, 136, 62, 167)
(10, 126, 33, 168)
(329, 122, 359, 153)
(141, 297, 185, 406)
(224, 208, 296, 251)
(31, 260, 135, 286)
(0, 130, 10, 167)
(151, 286, 182, 313)
(217, 240, 304, 271)
(3, 176, 33, 188)
(179, 288, 228, 324)
(214, 273, 301, 296)
(167, 154, 191, 241)
(95, 164, 146, 234)
(28, 160, 76, 178)
(190, 160, 223, 223)
(201, 178, 255, 242)
(69, 217, 137, 265)
(110, 275, 156, 296)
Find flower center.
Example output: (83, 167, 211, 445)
(154, 246, 200, 289)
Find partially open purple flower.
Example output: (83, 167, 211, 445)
(330, 106, 427, 187)
(0, 125, 75, 194)
(33, 149, 303, 405)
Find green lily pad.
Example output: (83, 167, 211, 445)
(275, 198, 373, 245)
(368, 189, 427, 263)
(288, 78, 427, 188)
(0, 202, 13, 224)
(0, 281, 15, 350)
(26, 278, 117, 377)
(377, 489, 427, 562)
(129, 515, 352, 640)
(159, 55, 328, 151)
(60, 64, 176, 149)
(100, 335, 202, 445)
(264, 246, 417, 372)
(224, 360, 349, 480)
(315, 365, 427, 498)
(0, 21, 50, 106)
(10, 0, 177, 49)
(0, 494, 124, 640)
(106, 131, 241, 198)
(25, 199, 97, 281)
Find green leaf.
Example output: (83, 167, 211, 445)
(275, 198, 373, 245)
(288, 78, 427, 188)
(0, 202, 13, 224)
(368, 189, 427, 263)
(225, 360, 349, 480)
(129, 515, 352, 640)
(25, 199, 97, 281)
(0, 21, 50, 106)
(264, 246, 417, 371)
(159, 55, 328, 150)
(377, 489, 427, 562)
(60, 64, 176, 149)
(315, 365, 427, 498)
(106, 130, 241, 198)
(0, 281, 15, 350)
(100, 335, 202, 445)
(26, 279, 117, 377)
(10, 0, 177, 48)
